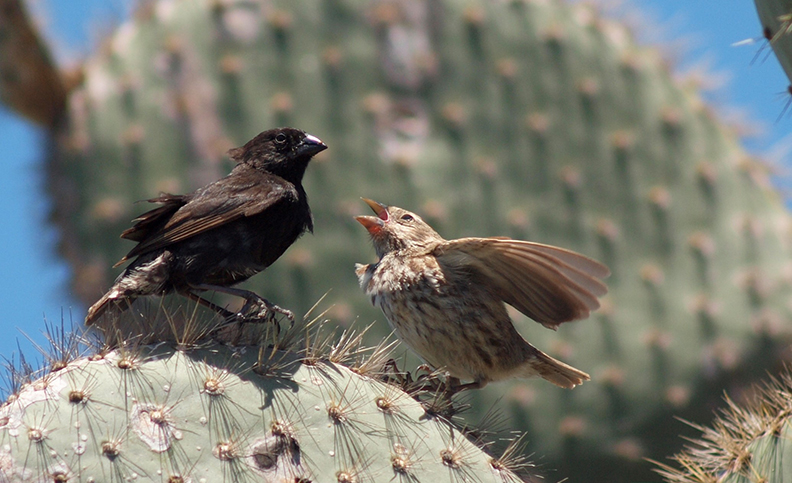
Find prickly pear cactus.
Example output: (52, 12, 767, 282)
(754, 0, 792, 88)
(655, 369, 792, 483)
(35, 0, 792, 480)
(0, 316, 533, 482)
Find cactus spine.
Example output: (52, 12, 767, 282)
(754, 0, 792, 90)
(0, 313, 535, 482)
(656, 369, 792, 483)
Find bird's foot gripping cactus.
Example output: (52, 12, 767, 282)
(0, 306, 537, 483)
(655, 367, 792, 483)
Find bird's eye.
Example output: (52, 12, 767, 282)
(275, 133, 287, 144)
(401, 214, 414, 222)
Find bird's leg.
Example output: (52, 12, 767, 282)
(189, 283, 295, 326)
(411, 366, 448, 394)
(183, 291, 237, 320)
(416, 364, 433, 373)
(182, 290, 244, 343)
(417, 372, 483, 397)
(446, 378, 484, 395)
(381, 359, 412, 388)
(413, 364, 434, 383)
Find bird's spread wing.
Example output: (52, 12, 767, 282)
(116, 171, 297, 265)
(433, 238, 609, 329)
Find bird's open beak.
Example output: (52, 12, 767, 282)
(355, 198, 389, 235)
(362, 198, 389, 220)
(297, 133, 328, 157)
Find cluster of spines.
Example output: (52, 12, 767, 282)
(655, 368, 792, 483)
(0, 306, 534, 482)
(753, 0, 792, 106)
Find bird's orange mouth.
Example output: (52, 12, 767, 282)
(355, 198, 389, 234)
(355, 215, 383, 235)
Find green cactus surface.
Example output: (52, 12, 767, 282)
(45, 0, 792, 480)
(656, 369, 792, 483)
(754, 0, 792, 89)
(0, 316, 533, 483)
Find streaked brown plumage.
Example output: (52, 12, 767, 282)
(85, 127, 326, 326)
(355, 199, 609, 389)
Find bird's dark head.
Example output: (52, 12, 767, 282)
(355, 199, 442, 258)
(228, 127, 326, 181)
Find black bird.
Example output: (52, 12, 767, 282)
(85, 127, 326, 326)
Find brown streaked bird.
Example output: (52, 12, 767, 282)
(85, 127, 327, 326)
(355, 199, 609, 390)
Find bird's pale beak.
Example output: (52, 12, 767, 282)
(362, 198, 389, 221)
(297, 133, 327, 157)
(355, 198, 389, 235)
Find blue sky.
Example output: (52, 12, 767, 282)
(0, 0, 788, 363)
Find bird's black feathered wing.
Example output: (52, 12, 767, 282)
(115, 167, 299, 266)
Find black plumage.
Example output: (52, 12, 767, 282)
(85, 127, 326, 326)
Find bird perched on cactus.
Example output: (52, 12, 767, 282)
(355, 199, 609, 390)
(85, 128, 327, 326)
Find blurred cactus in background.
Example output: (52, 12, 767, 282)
(0, 0, 66, 126)
(3, 0, 792, 481)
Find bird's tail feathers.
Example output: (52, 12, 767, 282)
(518, 349, 590, 389)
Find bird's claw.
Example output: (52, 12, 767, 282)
(237, 296, 295, 327)
(380, 359, 413, 388)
